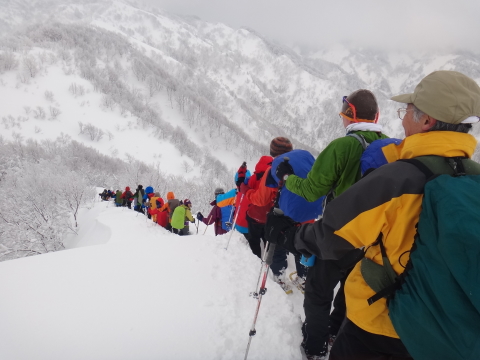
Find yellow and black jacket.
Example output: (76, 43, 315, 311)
(294, 131, 478, 338)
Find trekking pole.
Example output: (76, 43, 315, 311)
(202, 214, 213, 235)
(225, 193, 245, 250)
(244, 157, 290, 360)
(250, 235, 272, 299)
(244, 240, 277, 360)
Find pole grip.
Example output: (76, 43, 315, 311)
(265, 243, 276, 265)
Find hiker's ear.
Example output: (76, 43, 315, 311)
(422, 116, 437, 131)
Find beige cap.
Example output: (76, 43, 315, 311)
(391, 71, 480, 124)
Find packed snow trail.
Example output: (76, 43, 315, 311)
(0, 200, 305, 360)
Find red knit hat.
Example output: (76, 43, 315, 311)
(270, 137, 293, 157)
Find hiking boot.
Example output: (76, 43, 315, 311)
(274, 275, 293, 294)
(302, 338, 328, 360)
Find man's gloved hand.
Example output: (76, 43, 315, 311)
(197, 212, 204, 221)
(240, 182, 250, 195)
(264, 209, 298, 254)
(276, 161, 294, 181)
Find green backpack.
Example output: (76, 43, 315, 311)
(362, 156, 480, 360)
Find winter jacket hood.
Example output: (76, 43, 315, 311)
(255, 156, 273, 173)
(245, 162, 276, 224)
(382, 130, 476, 162)
(166, 192, 175, 200)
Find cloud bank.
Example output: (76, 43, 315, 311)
(145, 0, 480, 52)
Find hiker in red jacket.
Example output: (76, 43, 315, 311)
(236, 161, 247, 188)
(148, 197, 169, 228)
(121, 186, 134, 209)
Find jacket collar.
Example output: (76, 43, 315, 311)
(383, 131, 477, 163)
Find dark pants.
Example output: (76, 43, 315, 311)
(302, 259, 347, 356)
(294, 253, 307, 279)
(172, 228, 187, 236)
(330, 319, 412, 360)
(245, 214, 265, 258)
(270, 246, 288, 277)
(246, 214, 287, 276)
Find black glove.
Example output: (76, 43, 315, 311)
(236, 177, 245, 188)
(197, 212, 204, 221)
(276, 161, 294, 181)
(264, 209, 298, 254)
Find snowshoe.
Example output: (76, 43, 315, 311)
(289, 271, 305, 294)
(274, 275, 293, 295)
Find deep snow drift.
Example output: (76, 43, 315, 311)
(0, 199, 307, 360)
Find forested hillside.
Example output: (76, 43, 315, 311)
(1, 0, 480, 261)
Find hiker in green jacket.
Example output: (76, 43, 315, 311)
(283, 92, 388, 202)
(276, 89, 389, 360)
(171, 199, 195, 236)
(114, 190, 123, 207)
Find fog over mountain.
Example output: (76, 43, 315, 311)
(1, 0, 480, 260)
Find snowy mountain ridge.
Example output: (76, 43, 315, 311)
(1, 0, 480, 262)
(1, 0, 480, 171)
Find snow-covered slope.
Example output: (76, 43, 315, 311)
(2, 0, 480, 176)
(0, 199, 306, 360)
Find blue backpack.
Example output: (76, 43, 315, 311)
(347, 134, 402, 176)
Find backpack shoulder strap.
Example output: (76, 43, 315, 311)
(367, 154, 480, 305)
(346, 133, 369, 150)
(399, 155, 480, 177)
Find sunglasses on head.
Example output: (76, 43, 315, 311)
(342, 96, 357, 121)
(341, 96, 379, 123)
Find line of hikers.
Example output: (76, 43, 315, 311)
(257, 70, 480, 360)
(101, 185, 196, 236)
(102, 70, 480, 360)
(198, 70, 480, 360)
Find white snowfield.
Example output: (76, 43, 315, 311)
(0, 200, 306, 360)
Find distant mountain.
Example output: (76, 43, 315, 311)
(2, 0, 480, 261)
(1, 0, 479, 175)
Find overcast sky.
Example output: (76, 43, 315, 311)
(145, 0, 480, 52)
